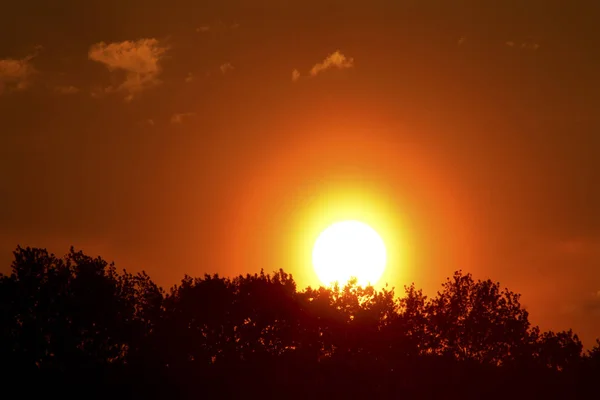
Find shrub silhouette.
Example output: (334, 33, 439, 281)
(0, 246, 597, 399)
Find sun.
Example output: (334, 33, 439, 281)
(312, 220, 387, 287)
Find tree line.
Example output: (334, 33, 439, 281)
(1, 246, 599, 399)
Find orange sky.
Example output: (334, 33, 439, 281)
(1, 0, 600, 346)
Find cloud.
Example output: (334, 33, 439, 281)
(137, 118, 155, 127)
(220, 62, 234, 74)
(555, 236, 600, 257)
(505, 40, 539, 50)
(457, 37, 466, 46)
(0, 50, 39, 94)
(142, 118, 155, 126)
(522, 42, 540, 50)
(54, 85, 79, 94)
(196, 21, 239, 34)
(576, 290, 600, 316)
(309, 50, 354, 77)
(88, 38, 169, 101)
(291, 69, 300, 82)
(185, 72, 195, 83)
(170, 112, 195, 124)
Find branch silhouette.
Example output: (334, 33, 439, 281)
(1, 246, 597, 399)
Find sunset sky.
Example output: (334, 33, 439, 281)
(1, 1, 600, 346)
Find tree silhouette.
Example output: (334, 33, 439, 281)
(426, 271, 534, 365)
(1, 246, 597, 399)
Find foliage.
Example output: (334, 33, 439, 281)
(0, 246, 597, 399)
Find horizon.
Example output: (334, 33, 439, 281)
(2, 0, 600, 361)
(3, 243, 598, 350)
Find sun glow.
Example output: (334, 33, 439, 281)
(285, 180, 411, 291)
(312, 220, 387, 287)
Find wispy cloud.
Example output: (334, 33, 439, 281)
(506, 40, 539, 50)
(185, 72, 195, 83)
(555, 236, 600, 257)
(521, 42, 540, 50)
(54, 85, 80, 95)
(196, 21, 240, 34)
(291, 69, 300, 82)
(309, 50, 354, 77)
(0, 48, 40, 94)
(170, 112, 196, 124)
(137, 118, 155, 127)
(88, 38, 169, 101)
(566, 290, 600, 317)
(585, 298, 600, 316)
(220, 62, 234, 74)
(457, 37, 466, 46)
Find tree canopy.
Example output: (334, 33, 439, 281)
(0, 246, 597, 399)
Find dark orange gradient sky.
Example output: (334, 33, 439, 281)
(1, 0, 600, 346)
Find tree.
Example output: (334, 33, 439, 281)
(387, 283, 432, 357)
(1, 246, 595, 398)
(533, 329, 583, 371)
(426, 271, 533, 365)
(0, 246, 161, 374)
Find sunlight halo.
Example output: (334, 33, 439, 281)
(312, 220, 387, 287)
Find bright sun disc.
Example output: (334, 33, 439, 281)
(312, 220, 387, 287)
